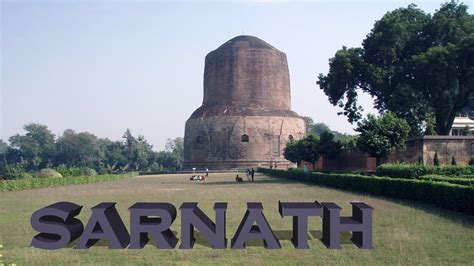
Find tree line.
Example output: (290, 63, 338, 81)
(0, 123, 183, 179)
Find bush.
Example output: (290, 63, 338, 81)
(419, 175, 474, 186)
(2, 164, 26, 180)
(376, 163, 424, 179)
(258, 168, 474, 215)
(38, 168, 62, 178)
(55, 165, 97, 177)
(424, 165, 474, 176)
(376, 163, 474, 179)
(434, 152, 440, 166)
(0, 172, 138, 192)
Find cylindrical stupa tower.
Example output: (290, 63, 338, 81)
(183, 35, 305, 170)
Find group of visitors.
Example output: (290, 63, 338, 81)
(190, 167, 209, 182)
(190, 167, 256, 183)
(236, 168, 255, 182)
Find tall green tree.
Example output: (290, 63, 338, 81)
(165, 137, 184, 170)
(283, 140, 305, 165)
(8, 123, 56, 170)
(318, 1, 474, 136)
(318, 131, 343, 159)
(283, 134, 321, 169)
(0, 139, 9, 173)
(98, 138, 127, 172)
(55, 129, 101, 168)
(355, 112, 410, 165)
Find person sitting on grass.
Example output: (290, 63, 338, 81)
(235, 174, 243, 182)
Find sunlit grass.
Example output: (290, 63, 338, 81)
(1, 172, 473, 265)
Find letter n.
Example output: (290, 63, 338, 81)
(179, 202, 227, 249)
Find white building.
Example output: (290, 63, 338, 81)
(450, 115, 474, 136)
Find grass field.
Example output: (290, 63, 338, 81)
(1, 172, 473, 265)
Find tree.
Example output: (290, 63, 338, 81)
(156, 151, 180, 171)
(301, 116, 315, 133)
(283, 134, 321, 169)
(462, 125, 470, 136)
(283, 140, 305, 165)
(55, 129, 101, 168)
(165, 137, 184, 170)
(8, 123, 56, 170)
(98, 138, 127, 172)
(318, 1, 474, 136)
(0, 139, 9, 174)
(122, 129, 136, 163)
(355, 112, 410, 165)
(318, 131, 342, 159)
(434, 152, 440, 166)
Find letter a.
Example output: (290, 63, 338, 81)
(231, 203, 280, 249)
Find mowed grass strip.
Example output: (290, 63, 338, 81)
(0, 173, 473, 265)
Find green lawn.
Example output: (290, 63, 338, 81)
(1, 172, 473, 265)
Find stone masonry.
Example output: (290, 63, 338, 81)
(183, 35, 306, 170)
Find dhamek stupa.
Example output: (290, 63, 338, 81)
(183, 35, 305, 170)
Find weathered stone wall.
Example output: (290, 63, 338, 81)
(422, 136, 474, 165)
(184, 115, 305, 170)
(298, 149, 377, 172)
(386, 136, 474, 165)
(304, 136, 474, 172)
(385, 138, 424, 164)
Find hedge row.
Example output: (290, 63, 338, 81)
(376, 164, 474, 179)
(418, 175, 474, 187)
(0, 172, 138, 192)
(258, 168, 474, 215)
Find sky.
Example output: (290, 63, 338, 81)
(1, 0, 471, 150)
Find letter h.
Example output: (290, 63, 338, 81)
(321, 202, 373, 249)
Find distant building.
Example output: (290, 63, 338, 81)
(450, 114, 474, 136)
(450, 99, 474, 136)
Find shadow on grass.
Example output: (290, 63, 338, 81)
(65, 229, 355, 249)
(263, 175, 474, 228)
(197, 179, 295, 186)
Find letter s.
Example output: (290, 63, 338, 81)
(31, 201, 84, 250)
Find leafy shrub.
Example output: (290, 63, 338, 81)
(258, 168, 474, 215)
(55, 165, 97, 177)
(418, 156, 424, 165)
(469, 158, 474, 165)
(0, 172, 138, 192)
(434, 152, 440, 166)
(2, 163, 26, 180)
(376, 163, 424, 179)
(376, 164, 474, 179)
(424, 165, 474, 176)
(38, 168, 62, 178)
(419, 175, 474, 186)
(82, 167, 97, 176)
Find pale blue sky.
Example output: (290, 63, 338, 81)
(2, 0, 470, 150)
